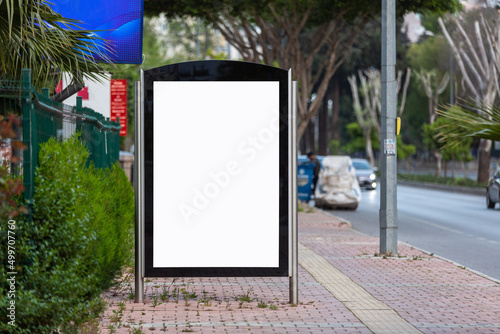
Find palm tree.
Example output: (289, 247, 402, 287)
(0, 0, 110, 94)
(437, 101, 500, 145)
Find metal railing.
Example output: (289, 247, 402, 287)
(0, 69, 121, 210)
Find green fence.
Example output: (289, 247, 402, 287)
(0, 69, 121, 210)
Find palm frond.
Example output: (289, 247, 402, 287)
(436, 99, 500, 146)
(0, 0, 112, 90)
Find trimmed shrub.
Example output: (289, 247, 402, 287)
(0, 135, 134, 333)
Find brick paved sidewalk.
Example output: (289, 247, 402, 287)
(98, 209, 500, 333)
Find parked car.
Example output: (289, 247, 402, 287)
(351, 158, 377, 190)
(314, 156, 361, 210)
(487, 170, 500, 209)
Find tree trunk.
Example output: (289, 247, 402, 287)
(365, 130, 375, 167)
(304, 119, 315, 153)
(477, 138, 491, 183)
(451, 157, 455, 180)
(331, 75, 340, 142)
(318, 99, 328, 155)
(434, 151, 442, 178)
(428, 97, 435, 124)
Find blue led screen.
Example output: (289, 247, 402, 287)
(49, 0, 144, 64)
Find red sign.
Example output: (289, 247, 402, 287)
(110, 79, 127, 136)
(77, 86, 89, 100)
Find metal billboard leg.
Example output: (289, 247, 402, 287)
(289, 76, 298, 305)
(134, 77, 145, 303)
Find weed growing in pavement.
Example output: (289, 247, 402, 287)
(181, 286, 198, 300)
(160, 287, 169, 302)
(269, 304, 278, 310)
(152, 293, 161, 307)
(128, 287, 135, 300)
(182, 322, 195, 332)
(199, 290, 215, 306)
(306, 207, 314, 213)
(118, 301, 126, 312)
(129, 327, 144, 334)
(235, 288, 256, 302)
(107, 324, 117, 333)
(109, 310, 123, 323)
(373, 251, 401, 259)
(257, 300, 268, 308)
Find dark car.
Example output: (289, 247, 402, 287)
(351, 158, 377, 190)
(487, 170, 500, 209)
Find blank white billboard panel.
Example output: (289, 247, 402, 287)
(153, 81, 280, 268)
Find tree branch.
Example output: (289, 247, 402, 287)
(398, 68, 411, 117)
(439, 17, 480, 102)
(456, 19, 486, 78)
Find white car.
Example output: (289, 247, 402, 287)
(352, 158, 377, 190)
(314, 156, 361, 210)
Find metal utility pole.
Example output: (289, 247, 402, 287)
(380, 0, 398, 254)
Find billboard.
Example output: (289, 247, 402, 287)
(49, 0, 143, 64)
(143, 61, 290, 277)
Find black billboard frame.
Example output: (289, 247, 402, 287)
(142, 60, 290, 278)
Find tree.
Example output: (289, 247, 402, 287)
(424, 114, 474, 178)
(415, 69, 449, 124)
(347, 67, 411, 166)
(439, 9, 500, 183)
(0, 0, 110, 93)
(145, 0, 460, 141)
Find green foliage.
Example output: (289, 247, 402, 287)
(342, 122, 415, 160)
(423, 116, 473, 165)
(341, 122, 379, 154)
(145, 0, 461, 23)
(422, 120, 442, 152)
(328, 139, 340, 155)
(407, 35, 450, 73)
(0, 115, 26, 220)
(0, 135, 134, 333)
(397, 136, 416, 161)
(0, 0, 111, 90)
(398, 173, 486, 188)
(437, 102, 500, 144)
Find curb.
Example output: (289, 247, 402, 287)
(398, 180, 485, 196)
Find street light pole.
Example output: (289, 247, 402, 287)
(380, 0, 398, 254)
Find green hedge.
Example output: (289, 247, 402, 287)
(0, 135, 134, 333)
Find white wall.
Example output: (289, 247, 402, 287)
(62, 73, 111, 118)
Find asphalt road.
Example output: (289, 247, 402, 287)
(324, 185, 500, 281)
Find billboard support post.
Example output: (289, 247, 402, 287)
(289, 79, 298, 305)
(134, 78, 144, 303)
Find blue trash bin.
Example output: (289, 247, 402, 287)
(298, 162, 315, 201)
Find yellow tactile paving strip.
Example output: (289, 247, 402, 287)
(299, 242, 421, 334)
